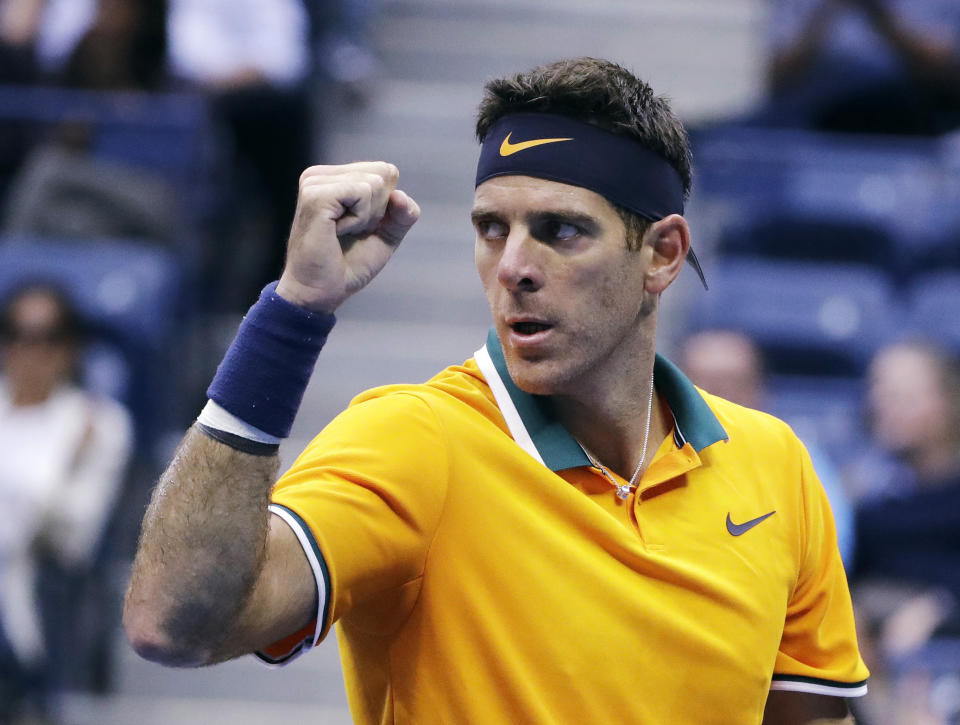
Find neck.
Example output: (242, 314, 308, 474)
(552, 352, 668, 481)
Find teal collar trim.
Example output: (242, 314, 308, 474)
(653, 354, 729, 452)
(475, 329, 727, 472)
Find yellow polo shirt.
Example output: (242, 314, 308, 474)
(259, 330, 868, 724)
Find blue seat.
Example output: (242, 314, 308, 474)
(689, 258, 898, 378)
(909, 271, 960, 353)
(0, 85, 212, 190)
(717, 213, 896, 270)
(692, 126, 954, 278)
(0, 236, 184, 450)
(0, 85, 216, 262)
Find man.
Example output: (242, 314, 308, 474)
(124, 58, 868, 723)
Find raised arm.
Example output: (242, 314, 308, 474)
(123, 162, 420, 666)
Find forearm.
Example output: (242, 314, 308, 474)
(123, 426, 279, 666)
(123, 161, 418, 667)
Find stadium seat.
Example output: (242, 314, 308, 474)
(0, 85, 212, 190)
(0, 85, 216, 269)
(689, 257, 898, 378)
(909, 271, 960, 353)
(692, 126, 957, 279)
(717, 213, 895, 270)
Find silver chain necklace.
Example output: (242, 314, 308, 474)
(579, 371, 656, 500)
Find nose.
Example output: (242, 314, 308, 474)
(496, 231, 543, 292)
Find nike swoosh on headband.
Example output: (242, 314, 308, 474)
(499, 132, 574, 156)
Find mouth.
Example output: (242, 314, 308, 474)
(510, 321, 553, 336)
(505, 317, 555, 347)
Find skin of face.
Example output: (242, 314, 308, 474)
(868, 345, 953, 456)
(680, 331, 764, 410)
(472, 175, 655, 400)
(1, 291, 76, 404)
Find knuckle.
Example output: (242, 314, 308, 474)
(364, 173, 385, 190)
(299, 165, 324, 185)
(377, 162, 399, 183)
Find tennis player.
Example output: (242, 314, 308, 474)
(124, 58, 868, 724)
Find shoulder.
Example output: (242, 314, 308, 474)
(347, 358, 498, 426)
(699, 389, 804, 455)
(694, 389, 818, 516)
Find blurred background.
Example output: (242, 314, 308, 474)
(0, 0, 958, 723)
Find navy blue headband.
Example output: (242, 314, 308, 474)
(475, 113, 707, 288)
(476, 113, 684, 220)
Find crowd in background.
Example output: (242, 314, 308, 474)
(0, 1, 958, 724)
(0, 1, 380, 722)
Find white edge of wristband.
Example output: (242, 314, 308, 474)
(198, 399, 282, 445)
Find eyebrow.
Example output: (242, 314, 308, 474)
(470, 208, 599, 231)
(529, 210, 598, 230)
(470, 209, 499, 225)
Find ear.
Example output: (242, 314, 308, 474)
(644, 214, 691, 295)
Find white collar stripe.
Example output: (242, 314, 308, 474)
(475, 344, 545, 465)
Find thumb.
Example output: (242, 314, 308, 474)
(375, 190, 420, 246)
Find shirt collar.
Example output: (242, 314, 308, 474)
(474, 328, 728, 471)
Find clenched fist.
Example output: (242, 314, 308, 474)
(276, 162, 420, 313)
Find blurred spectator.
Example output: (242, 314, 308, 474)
(679, 329, 855, 566)
(0, 282, 132, 722)
(0, 0, 46, 212)
(0, 0, 43, 83)
(167, 0, 315, 309)
(0, 0, 162, 84)
(61, 0, 167, 91)
(847, 340, 960, 502)
(761, 0, 960, 135)
(0, 0, 179, 245)
(847, 341, 960, 724)
(2, 0, 312, 308)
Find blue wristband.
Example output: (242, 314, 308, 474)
(207, 282, 336, 438)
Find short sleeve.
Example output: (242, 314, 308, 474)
(772, 442, 869, 697)
(256, 391, 448, 665)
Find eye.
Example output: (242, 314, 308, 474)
(475, 219, 508, 240)
(536, 219, 580, 243)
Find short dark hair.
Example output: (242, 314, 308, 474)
(0, 280, 85, 344)
(476, 57, 693, 198)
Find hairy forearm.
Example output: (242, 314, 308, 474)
(123, 426, 279, 666)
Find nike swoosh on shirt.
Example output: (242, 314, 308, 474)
(726, 511, 776, 536)
(499, 132, 574, 156)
